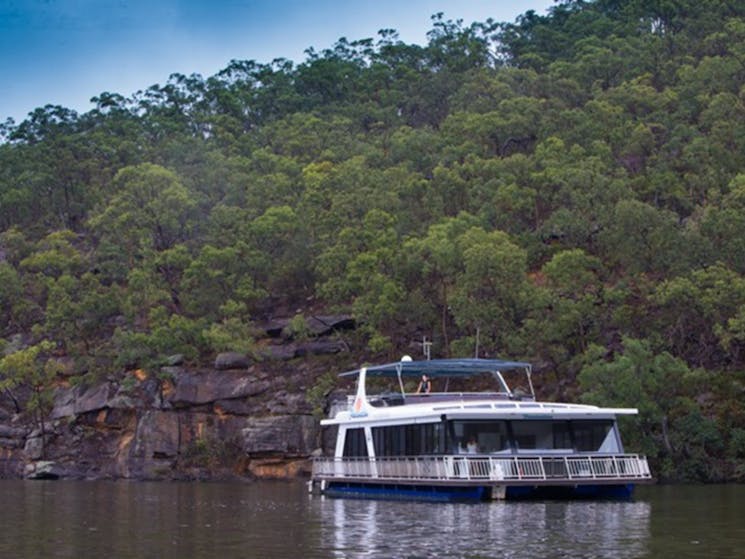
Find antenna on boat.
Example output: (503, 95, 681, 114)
(422, 336, 432, 360)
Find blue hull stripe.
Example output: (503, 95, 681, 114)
(324, 482, 487, 502)
(324, 482, 635, 502)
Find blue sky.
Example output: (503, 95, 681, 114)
(0, 1, 555, 123)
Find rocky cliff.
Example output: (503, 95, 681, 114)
(0, 316, 353, 481)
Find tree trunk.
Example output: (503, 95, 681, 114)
(441, 281, 450, 357)
(661, 415, 673, 454)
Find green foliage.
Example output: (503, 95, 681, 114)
(450, 228, 531, 353)
(112, 313, 207, 372)
(285, 314, 311, 341)
(520, 249, 606, 387)
(19, 230, 84, 279)
(43, 272, 121, 358)
(307, 372, 337, 419)
(729, 428, 745, 459)
(180, 436, 242, 470)
(652, 264, 745, 366)
(0, 262, 23, 333)
(180, 244, 261, 319)
(202, 318, 256, 355)
(89, 163, 197, 262)
(2, 0, 745, 480)
(577, 337, 724, 479)
(600, 199, 686, 276)
(0, 341, 61, 457)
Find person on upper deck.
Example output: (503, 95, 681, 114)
(416, 374, 431, 394)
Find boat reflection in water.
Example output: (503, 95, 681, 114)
(317, 494, 652, 558)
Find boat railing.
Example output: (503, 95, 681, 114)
(347, 392, 529, 409)
(311, 454, 652, 485)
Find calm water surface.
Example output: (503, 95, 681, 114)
(0, 480, 742, 558)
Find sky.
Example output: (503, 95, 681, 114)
(0, 0, 555, 123)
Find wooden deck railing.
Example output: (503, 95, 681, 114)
(312, 454, 652, 485)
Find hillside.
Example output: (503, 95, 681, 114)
(2, 0, 745, 481)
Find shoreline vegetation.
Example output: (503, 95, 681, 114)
(2, 1, 745, 482)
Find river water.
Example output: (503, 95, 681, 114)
(0, 480, 742, 558)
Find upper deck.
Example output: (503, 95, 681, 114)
(322, 357, 639, 426)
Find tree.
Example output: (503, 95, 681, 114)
(42, 272, 121, 371)
(0, 262, 23, 335)
(0, 341, 61, 458)
(19, 230, 84, 279)
(89, 163, 197, 266)
(180, 243, 265, 320)
(699, 175, 745, 274)
(246, 205, 313, 303)
(577, 337, 706, 479)
(316, 209, 404, 352)
(402, 213, 482, 355)
(651, 264, 745, 367)
(520, 249, 607, 393)
(599, 198, 686, 276)
(450, 228, 531, 357)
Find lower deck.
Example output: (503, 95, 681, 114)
(311, 453, 651, 500)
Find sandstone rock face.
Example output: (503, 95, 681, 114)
(242, 415, 318, 456)
(128, 410, 180, 479)
(23, 436, 46, 460)
(0, 362, 328, 481)
(0, 313, 350, 481)
(0, 425, 28, 439)
(51, 382, 117, 419)
(214, 352, 251, 370)
(263, 314, 354, 338)
(167, 370, 271, 407)
(25, 460, 63, 479)
(294, 340, 347, 356)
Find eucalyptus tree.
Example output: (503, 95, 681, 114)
(520, 248, 607, 393)
(449, 227, 531, 358)
(0, 262, 23, 335)
(577, 337, 711, 480)
(316, 209, 403, 351)
(599, 198, 687, 277)
(0, 341, 61, 458)
(651, 264, 745, 368)
(89, 163, 198, 268)
(699, 175, 745, 275)
(400, 213, 482, 355)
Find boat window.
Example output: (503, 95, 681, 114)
(510, 419, 619, 452)
(448, 420, 510, 454)
(342, 428, 368, 457)
(371, 423, 442, 456)
(572, 420, 618, 452)
(512, 420, 554, 451)
(552, 421, 572, 449)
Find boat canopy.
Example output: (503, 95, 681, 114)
(339, 358, 531, 378)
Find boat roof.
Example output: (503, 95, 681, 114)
(321, 400, 638, 426)
(339, 358, 531, 378)
(323, 357, 639, 425)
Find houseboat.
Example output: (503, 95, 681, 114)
(310, 357, 653, 501)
